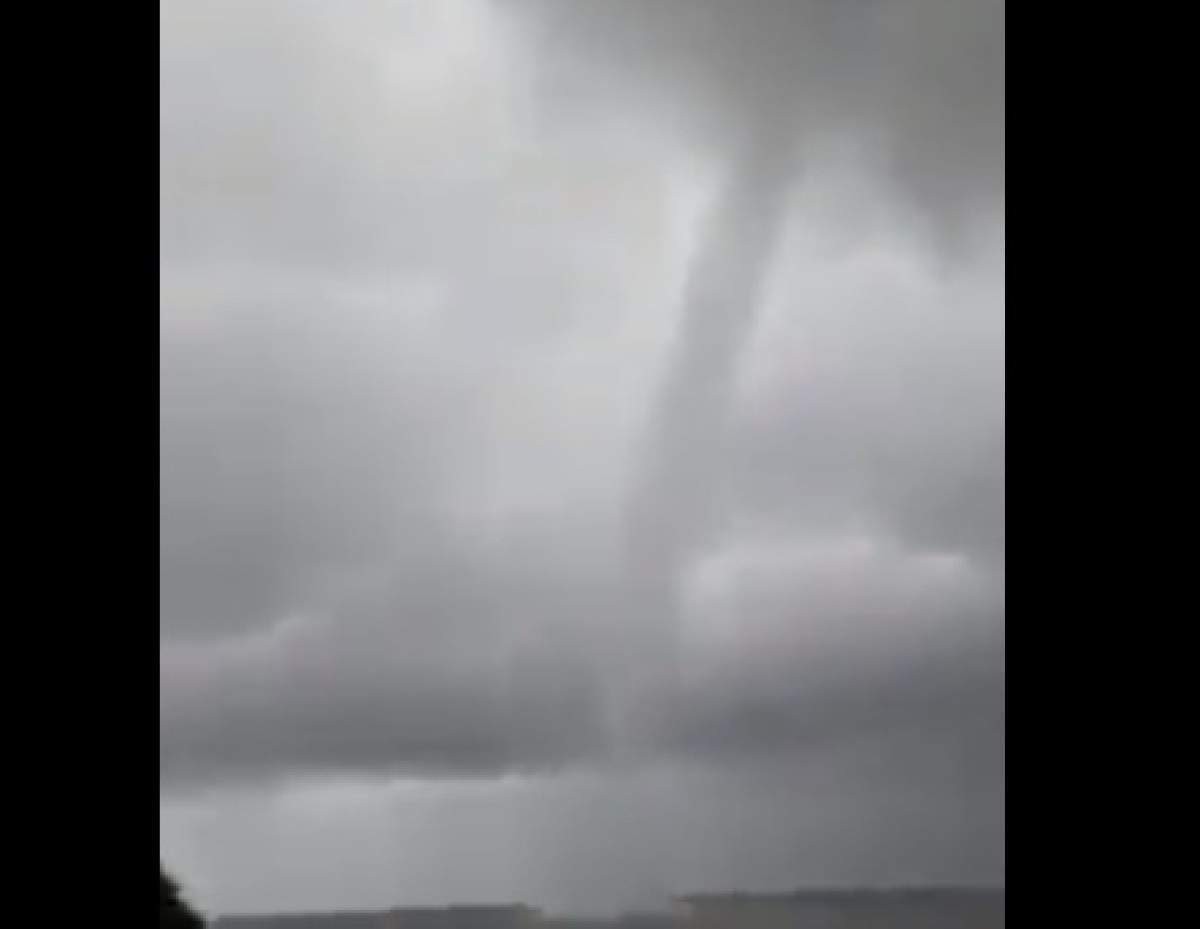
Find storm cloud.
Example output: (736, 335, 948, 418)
(161, 0, 1003, 913)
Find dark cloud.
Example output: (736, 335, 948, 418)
(506, 0, 1004, 242)
(161, 537, 621, 788)
(161, 514, 1002, 788)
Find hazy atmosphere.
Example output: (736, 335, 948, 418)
(160, 0, 1004, 918)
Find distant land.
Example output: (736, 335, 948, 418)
(212, 887, 1005, 929)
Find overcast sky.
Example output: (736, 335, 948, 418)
(160, 0, 1004, 918)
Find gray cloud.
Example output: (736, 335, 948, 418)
(161, 0, 1003, 905)
(160, 291, 460, 639)
(507, 0, 1004, 241)
(161, 536, 621, 788)
(164, 742, 1002, 917)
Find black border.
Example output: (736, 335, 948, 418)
(23, 0, 162, 920)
